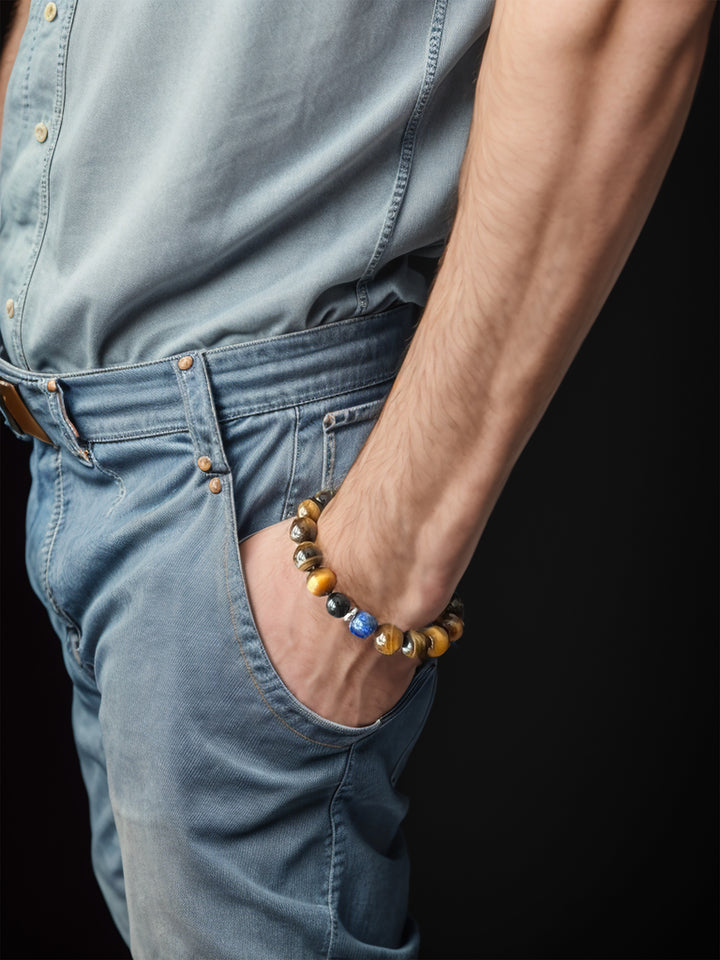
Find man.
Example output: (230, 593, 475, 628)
(0, 1, 714, 958)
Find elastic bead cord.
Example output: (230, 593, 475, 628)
(289, 489, 464, 661)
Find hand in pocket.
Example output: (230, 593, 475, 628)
(239, 519, 418, 728)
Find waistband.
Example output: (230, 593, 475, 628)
(0, 305, 418, 455)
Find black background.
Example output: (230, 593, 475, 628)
(1, 9, 718, 960)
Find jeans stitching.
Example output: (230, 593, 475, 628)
(326, 746, 354, 960)
(196, 351, 230, 474)
(280, 405, 300, 520)
(88, 443, 126, 518)
(322, 424, 336, 491)
(222, 524, 347, 750)
(41, 448, 75, 631)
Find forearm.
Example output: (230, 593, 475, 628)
(321, 0, 715, 629)
(0, 0, 30, 151)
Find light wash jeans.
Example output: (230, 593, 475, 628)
(0, 305, 438, 960)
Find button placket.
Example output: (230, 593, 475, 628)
(6, 0, 71, 370)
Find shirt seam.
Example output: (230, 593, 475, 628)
(354, 0, 449, 315)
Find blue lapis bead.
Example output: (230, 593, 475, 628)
(349, 610, 378, 639)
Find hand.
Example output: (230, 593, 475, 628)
(239, 518, 420, 728)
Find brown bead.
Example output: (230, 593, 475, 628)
(297, 498, 321, 522)
(306, 567, 337, 596)
(374, 624, 404, 655)
(437, 613, 463, 643)
(289, 515, 318, 543)
(402, 629, 430, 660)
(444, 594, 464, 620)
(424, 624, 450, 658)
(293, 542, 323, 571)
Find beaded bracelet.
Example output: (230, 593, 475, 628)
(289, 489, 464, 661)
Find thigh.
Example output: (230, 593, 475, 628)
(28, 374, 436, 959)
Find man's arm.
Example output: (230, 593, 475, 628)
(0, 0, 31, 152)
(320, 0, 716, 628)
(221, 0, 715, 727)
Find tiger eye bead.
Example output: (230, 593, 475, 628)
(293, 542, 323, 571)
(312, 489, 335, 508)
(374, 624, 404, 655)
(306, 567, 337, 596)
(297, 499, 322, 522)
(444, 594, 465, 620)
(289, 515, 318, 543)
(402, 629, 430, 660)
(437, 613, 463, 643)
(424, 624, 450, 658)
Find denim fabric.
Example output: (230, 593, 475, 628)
(0, 304, 439, 959)
(0, 0, 495, 373)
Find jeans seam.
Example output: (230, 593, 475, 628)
(322, 423, 336, 492)
(280, 405, 300, 520)
(326, 745, 354, 960)
(88, 443, 126, 518)
(41, 447, 77, 635)
(218, 372, 397, 423)
(222, 528, 347, 750)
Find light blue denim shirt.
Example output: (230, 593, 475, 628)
(0, 0, 494, 374)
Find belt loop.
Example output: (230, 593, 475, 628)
(174, 352, 230, 476)
(45, 378, 93, 467)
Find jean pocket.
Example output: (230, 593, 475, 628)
(221, 387, 438, 747)
(320, 394, 387, 492)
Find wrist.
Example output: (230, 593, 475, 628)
(315, 490, 456, 632)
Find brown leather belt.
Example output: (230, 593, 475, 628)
(0, 378, 52, 444)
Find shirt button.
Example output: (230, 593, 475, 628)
(34, 122, 49, 143)
(5, 299, 14, 318)
(44, 2, 57, 21)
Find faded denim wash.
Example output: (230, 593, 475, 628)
(0, 305, 439, 958)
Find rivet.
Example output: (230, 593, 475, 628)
(197, 456, 212, 472)
(5, 299, 14, 318)
(44, 2, 57, 21)
(47, 379, 57, 392)
(34, 122, 49, 143)
(208, 477, 222, 494)
(177, 355, 193, 370)
(323, 413, 335, 427)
